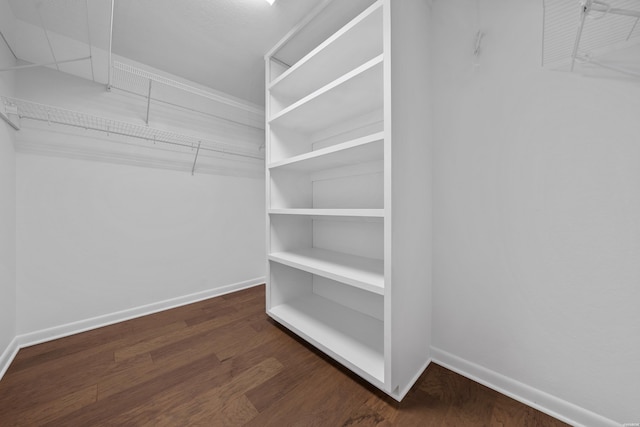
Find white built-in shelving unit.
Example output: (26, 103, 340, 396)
(265, 0, 432, 399)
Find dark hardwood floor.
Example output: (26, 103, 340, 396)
(0, 285, 568, 426)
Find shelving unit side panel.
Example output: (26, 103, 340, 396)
(269, 259, 314, 310)
(269, 127, 314, 163)
(268, 57, 290, 84)
(270, 169, 313, 209)
(312, 109, 384, 151)
(313, 275, 384, 321)
(388, 0, 433, 395)
(382, 0, 393, 393)
(269, 215, 313, 253)
(313, 170, 384, 209)
(266, 57, 275, 312)
(313, 217, 384, 260)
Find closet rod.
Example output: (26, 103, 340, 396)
(2, 97, 264, 160)
(20, 114, 264, 160)
(111, 85, 264, 131)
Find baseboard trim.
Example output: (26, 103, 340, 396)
(431, 347, 619, 427)
(0, 277, 265, 381)
(0, 336, 20, 380)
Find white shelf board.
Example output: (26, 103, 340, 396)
(269, 293, 384, 385)
(268, 208, 384, 218)
(269, 2, 383, 103)
(268, 132, 384, 172)
(269, 55, 384, 134)
(269, 247, 384, 295)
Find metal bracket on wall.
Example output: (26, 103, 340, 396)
(0, 102, 19, 130)
(191, 142, 201, 176)
(145, 79, 153, 125)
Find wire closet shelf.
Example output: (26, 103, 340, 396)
(543, 0, 640, 77)
(1, 96, 265, 161)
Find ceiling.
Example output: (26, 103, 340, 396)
(1, 0, 373, 106)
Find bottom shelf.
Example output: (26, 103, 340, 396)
(269, 293, 385, 387)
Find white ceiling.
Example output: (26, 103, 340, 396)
(1, 0, 373, 106)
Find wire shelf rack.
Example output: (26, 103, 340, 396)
(1, 96, 265, 161)
(543, 0, 640, 76)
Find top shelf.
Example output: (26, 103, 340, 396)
(269, 2, 383, 104)
(268, 55, 383, 135)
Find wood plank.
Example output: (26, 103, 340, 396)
(40, 355, 219, 426)
(0, 385, 97, 426)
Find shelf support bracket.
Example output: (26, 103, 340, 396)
(1, 104, 20, 131)
(570, 0, 589, 72)
(107, 0, 115, 91)
(85, 0, 95, 82)
(0, 30, 17, 60)
(627, 17, 639, 41)
(145, 79, 153, 125)
(191, 142, 201, 175)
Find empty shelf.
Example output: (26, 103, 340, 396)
(268, 132, 384, 172)
(268, 208, 384, 218)
(269, 2, 383, 104)
(269, 293, 384, 385)
(269, 248, 384, 295)
(269, 56, 384, 134)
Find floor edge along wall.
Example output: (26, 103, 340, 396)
(431, 348, 620, 427)
(0, 277, 265, 381)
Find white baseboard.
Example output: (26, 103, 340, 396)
(0, 336, 20, 380)
(431, 347, 619, 427)
(0, 277, 265, 381)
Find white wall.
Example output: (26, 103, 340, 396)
(431, 0, 640, 425)
(12, 63, 265, 338)
(0, 16, 17, 369)
(16, 155, 264, 335)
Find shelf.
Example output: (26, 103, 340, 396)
(1, 96, 264, 160)
(269, 248, 383, 295)
(542, 0, 640, 77)
(268, 209, 384, 218)
(268, 132, 384, 172)
(269, 2, 383, 104)
(269, 294, 384, 385)
(269, 55, 384, 134)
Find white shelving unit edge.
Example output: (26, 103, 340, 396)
(269, 247, 384, 295)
